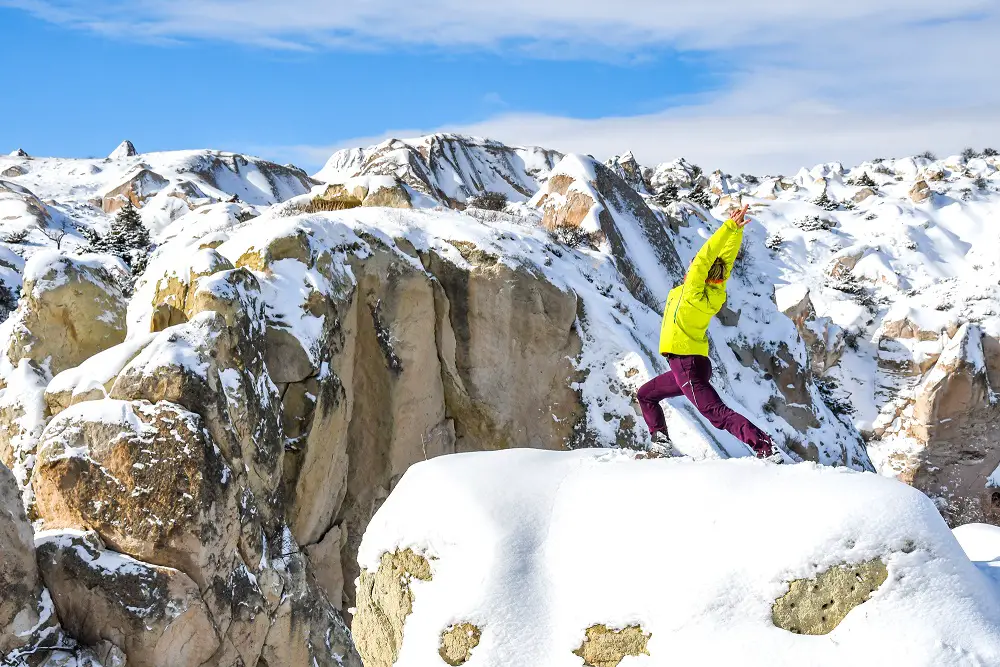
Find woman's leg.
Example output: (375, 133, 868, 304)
(668, 355, 772, 454)
(637, 369, 683, 433)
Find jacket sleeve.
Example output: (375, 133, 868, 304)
(684, 218, 743, 287)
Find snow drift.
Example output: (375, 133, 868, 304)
(356, 448, 1000, 666)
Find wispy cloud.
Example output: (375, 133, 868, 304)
(263, 105, 1000, 176)
(10, 0, 999, 173)
(3, 0, 993, 53)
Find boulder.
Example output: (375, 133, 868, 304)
(101, 169, 168, 213)
(32, 400, 239, 591)
(353, 449, 1000, 665)
(148, 248, 235, 332)
(36, 530, 218, 667)
(0, 461, 45, 656)
(7, 252, 127, 376)
(852, 187, 877, 203)
(363, 182, 412, 209)
(909, 180, 932, 203)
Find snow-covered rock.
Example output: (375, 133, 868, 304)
(355, 448, 1000, 666)
(315, 134, 561, 207)
(107, 140, 137, 160)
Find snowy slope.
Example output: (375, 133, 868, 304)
(0, 146, 316, 241)
(358, 448, 1000, 666)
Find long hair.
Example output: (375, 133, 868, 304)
(707, 257, 726, 283)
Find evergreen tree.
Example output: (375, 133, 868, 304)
(813, 190, 840, 211)
(86, 199, 153, 292)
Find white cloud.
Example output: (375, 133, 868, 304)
(9, 0, 1000, 174)
(263, 105, 1000, 176)
(3, 0, 994, 53)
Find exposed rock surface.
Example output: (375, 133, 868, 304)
(438, 623, 481, 666)
(0, 461, 44, 655)
(353, 549, 432, 667)
(108, 140, 138, 160)
(101, 168, 169, 213)
(879, 324, 1000, 524)
(315, 134, 561, 207)
(6, 252, 127, 376)
(36, 530, 219, 667)
(573, 624, 651, 667)
(772, 559, 889, 635)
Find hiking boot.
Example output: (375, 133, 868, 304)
(763, 447, 785, 464)
(752, 435, 783, 463)
(651, 430, 672, 446)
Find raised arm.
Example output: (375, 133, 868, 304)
(684, 218, 743, 287)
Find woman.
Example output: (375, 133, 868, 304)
(638, 204, 779, 460)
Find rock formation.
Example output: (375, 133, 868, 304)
(353, 449, 1000, 665)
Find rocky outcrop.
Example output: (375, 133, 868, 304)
(353, 449, 999, 665)
(22, 247, 362, 665)
(7, 252, 127, 376)
(776, 284, 846, 375)
(353, 549, 432, 667)
(101, 168, 169, 213)
(315, 134, 561, 207)
(772, 559, 888, 635)
(0, 462, 45, 656)
(217, 225, 583, 611)
(910, 179, 932, 203)
(36, 530, 218, 667)
(879, 324, 1000, 524)
(108, 140, 138, 160)
(531, 155, 683, 310)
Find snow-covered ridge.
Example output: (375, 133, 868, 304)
(315, 133, 562, 206)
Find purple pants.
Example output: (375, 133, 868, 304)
(638, 354, 771, 454)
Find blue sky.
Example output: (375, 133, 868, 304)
(2, 1, 999, 173)
(1, 7, 724, 168)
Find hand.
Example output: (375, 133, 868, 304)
(731, 204, 752, 228)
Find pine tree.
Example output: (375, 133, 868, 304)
(813, 190, 839, 211)
(86, 199, 153, 292)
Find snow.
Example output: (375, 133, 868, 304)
(46, 332, 157, 401)
(108, 140, 137, 160)
(954, 524, 1000, 593)
(774, 283, 809, 314)
(118, 314, 217, 381)
(361, 449, 1000, 666)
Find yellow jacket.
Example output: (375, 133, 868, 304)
(659, 218, 744, 357)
